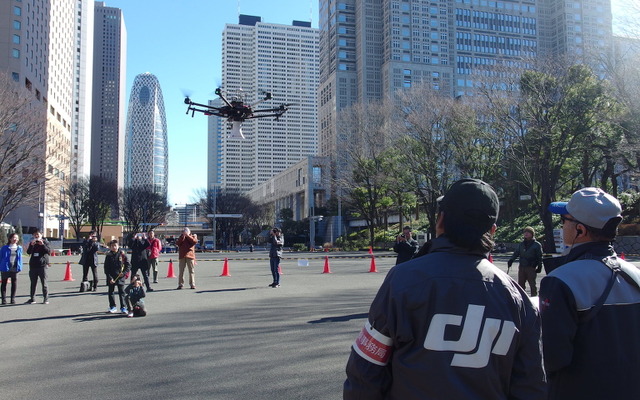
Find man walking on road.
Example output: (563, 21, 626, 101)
(344, 179, 546, 399)
(541, 187, 640, 400)
(508, 226, 543, 296)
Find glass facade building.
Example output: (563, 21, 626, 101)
(124, 73, 169, 196)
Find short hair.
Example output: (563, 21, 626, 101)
(108, 240, 118, 246)
(403, 226, 412, 231)
(148, 229, 155, 234)
(6, 232, 18, 245)
(273, 227, 281, 233)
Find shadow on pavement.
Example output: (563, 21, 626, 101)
(0, 311, 123, 324)
(308, 312, 368, 324)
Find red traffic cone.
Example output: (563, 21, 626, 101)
(368, 246, 373, 255)
(323, 255, 332, 274)
(63, 261, 75, 281)
(620, 252, 626, 260)
(489, 253, 494, 263)
(166, 259, 176, 278)
(51, 250, 55, 257)
(369, 255, 378, 273)
(220, 257, 230, 277)
(278, 264, 283, 274)
(66, 248, 72, 256)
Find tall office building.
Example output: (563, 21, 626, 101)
(71, 0, 95, 182)
(92, 2, 127, 188)
(213, 15, 319, 193)
(539, 0, 613, 71)
(0, 0, 76, 237)
(319, 0, 610, 171)
(124, 73, 169, 197)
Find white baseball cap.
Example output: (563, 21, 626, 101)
(548, 187, 622, 230)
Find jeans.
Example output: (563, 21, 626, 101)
(29, 266, 48, 301)
(270, 257, 280, 285)
(1, 271, 18, 302)
(107, 281, 126, 309)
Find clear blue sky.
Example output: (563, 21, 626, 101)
(104, 0, 628, 206)
(104, 0, 319, 205)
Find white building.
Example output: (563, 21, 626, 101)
(211, 15, 319, 193)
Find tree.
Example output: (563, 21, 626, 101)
(65, 177, 90, 239)
(337, 99, 396, 246)
(0, 72, 47, 224)
(479, 63, 622, 251)
(120, 185, 169, 238)
(86, 175, 117, 239)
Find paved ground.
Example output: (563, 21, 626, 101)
(1, 251, 636, 400)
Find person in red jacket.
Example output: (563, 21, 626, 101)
(175, 227, 197, 290)
(146, 229, 162, 283)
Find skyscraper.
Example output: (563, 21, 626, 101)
(213, 15, 319, 193)
(0, 0, 77, 236)
(92, 2, 127, 188)
(124, 73, 169, 197)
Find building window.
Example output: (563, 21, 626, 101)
(14, 6, 21, 16)
(12, 35, 20, 44)
(13, 20, 21, 29)
(11, 49, 20, 58)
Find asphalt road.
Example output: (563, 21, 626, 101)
(1, 251, 635, 399)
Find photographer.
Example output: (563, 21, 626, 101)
(268, 228, 284, 288)
(393, 226, 418, 265)
(128, 232, 153, 292)
(175, 228, 197, 290)
(80, 231, 100, 291)
(25, 230, 50, 304)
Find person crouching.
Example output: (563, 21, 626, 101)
(125, 274, 146, 318)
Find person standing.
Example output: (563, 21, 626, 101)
(344, 179, 546, 399)
(507, 226, 543, 296)
(392, 226, 419, 265)
(0, 233, 23, 305)
(541, 187, 640, 399)
(80, 231, 100, 291)
(268, 228, 284, 288)
(146, 230, 162, 283)
(175, 228, 197, 290)
(103, 240, 130, 314)
(25, 230, 50, 304)
(128, 232, 153, 292)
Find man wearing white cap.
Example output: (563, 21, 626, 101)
(541, 187, 640, 400)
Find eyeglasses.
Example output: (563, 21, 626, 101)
(560, 216, 580, 225)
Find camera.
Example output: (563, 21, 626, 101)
(400, 234, 406, 238)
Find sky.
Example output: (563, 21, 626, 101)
(104, 0, 630, 206)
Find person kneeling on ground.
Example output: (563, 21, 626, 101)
(125, 274, 146, 318)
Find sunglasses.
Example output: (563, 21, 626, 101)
(560, 216, 580, 225)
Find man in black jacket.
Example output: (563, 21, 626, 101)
(128, 233, 153, 292)
(541, 187, 640, 399)
(104, 240, 131, 314)
(25, 230, 50, 304)
(508, 226, 543, 296)
(344, 179, 546, 399)
(81, 231, 100, 291)
(392, 226, 419, 265)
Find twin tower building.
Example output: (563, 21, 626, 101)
(124, 73, 169, 197)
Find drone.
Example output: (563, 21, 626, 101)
(184, 88, 290, 139)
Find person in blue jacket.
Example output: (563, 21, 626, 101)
(1, 233, 23, 305)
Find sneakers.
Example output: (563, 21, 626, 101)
(108, 307, 118, 313)
(25, 298, 35, 304)
(127, 312, 134, 318)
(43, 299, 49, 304)
(270, 283, 280, 288)
(190, 285, 196, 290)
(121, 307, 128, 314)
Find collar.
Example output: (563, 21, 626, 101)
(564, 241, 614, 263)
(429, 235, 489, 259)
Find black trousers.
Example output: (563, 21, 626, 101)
(107, 281, 126, 309)
(29, 266, 48, 301)
(131, 260, 151, 290)
(82, 264, 99, 288)
(1, 271, 18, 302)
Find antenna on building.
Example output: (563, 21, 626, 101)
(310, 0, 313, 26)
(237, 0, 240, 20)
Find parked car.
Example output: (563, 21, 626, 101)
(162, 245, 177, 254)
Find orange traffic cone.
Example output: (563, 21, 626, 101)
(51, 250, 55, 257)
(620, 252, 626, 260)
(220, 257, 231, 276)
(489, 253, 494, 263)
(63, 261, 75, 281)
(66, 248, 72, 256)
(369, 255, 378, 273)
(323, 255, 332, 274)
(368, 246, 373, 255)
(278, 264, 283, 274)
(166, 259, 176, 278)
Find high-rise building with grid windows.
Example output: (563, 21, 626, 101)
(124, 73, 169, 197)
(211, 15, 319, 193)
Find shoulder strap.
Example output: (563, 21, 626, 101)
(581, 256, 640, 323)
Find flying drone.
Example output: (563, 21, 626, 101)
(184, 88, 290, 139)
